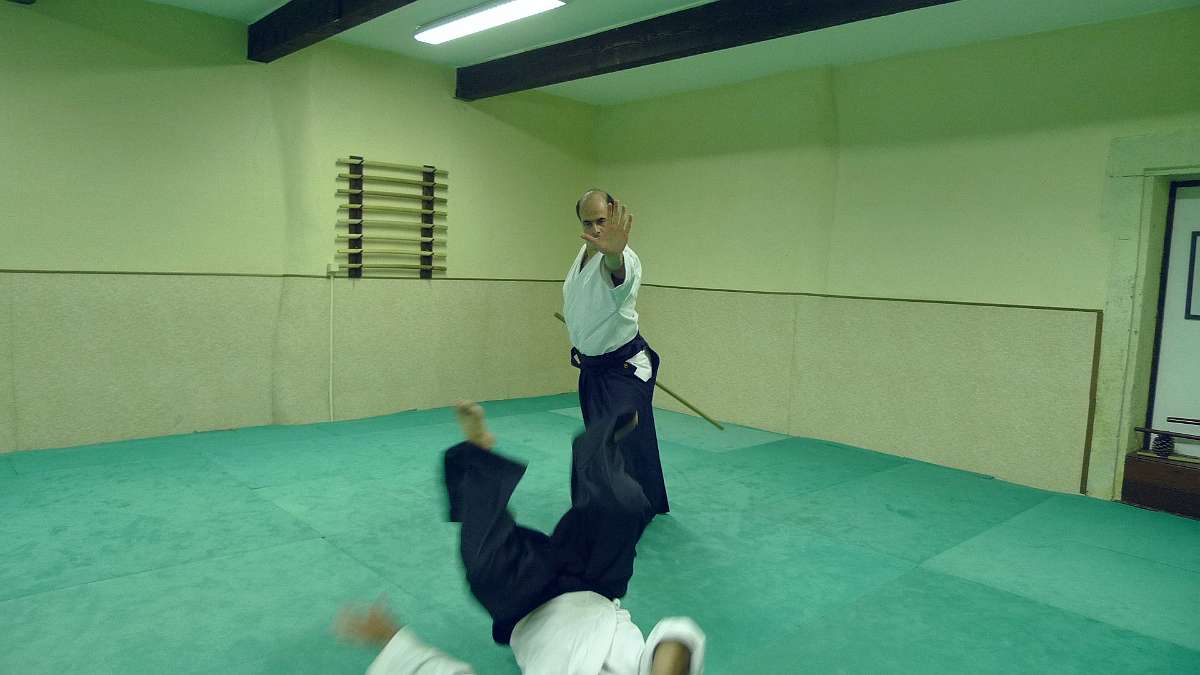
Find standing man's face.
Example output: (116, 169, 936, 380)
(578, 194, 609, 252)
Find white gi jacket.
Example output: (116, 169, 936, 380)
(366, 592, 705, 675)
(562, 246, 652, 381)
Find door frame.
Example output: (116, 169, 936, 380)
(1092, 128, 1200, 499)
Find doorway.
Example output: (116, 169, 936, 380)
(1144, 181, 1200, 458)
(1123, 179, 1200, 518)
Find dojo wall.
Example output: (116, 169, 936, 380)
(593, 7, 1200, 498)
(0, 0, 584, 453)
(0, 0, 593, 278)
(0, 274, 573, 452)
(637, 287, 1099, 494)
(594, 68, 839, 294)
(828, 8, 1200, 309)
(597, 7, 1200, 308)
(2, 0, 1194, 503)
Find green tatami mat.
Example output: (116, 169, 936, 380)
(771, 461, 1054, 563)
(3, 395, 1198, 673)
(254, 474, 445, 537)
(660, 436, 910, 514)
(0, 539, 414, 675)
(9, 435, 222, 475)
(744, 569, 1200, 674)
(203, 430, 452, 490)
(962, 494, 1200, 572)
(0, 457, 317, 602)
(925, 498, 1200, 651)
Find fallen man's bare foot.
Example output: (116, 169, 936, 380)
(455, 400, 496, 450)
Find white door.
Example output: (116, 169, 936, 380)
(1150, 183, 1200, 457)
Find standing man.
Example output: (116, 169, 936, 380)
(563, 190, 668, 516)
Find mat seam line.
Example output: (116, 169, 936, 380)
(1059, 539, 1200, 576)
(915, 565, 1200, 654)
(915, 493, 1060, 566)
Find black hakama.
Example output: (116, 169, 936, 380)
(571, 334, 669, 515)
(442, 411, 652, 645)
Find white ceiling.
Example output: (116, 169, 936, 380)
(146, 0, 1200, 105)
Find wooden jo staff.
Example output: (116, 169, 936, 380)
(554, 312, 724, 431)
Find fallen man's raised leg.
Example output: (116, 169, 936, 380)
(443, 402, 562, 644)
(446, 403, 650, 645)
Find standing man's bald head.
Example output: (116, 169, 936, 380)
(576, 189, 614, 220)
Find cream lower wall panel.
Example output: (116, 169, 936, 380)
(636, 286, 795, 434)
(478, 281, 577, 401)
(790, 297, 1097, 493)
(331, 279, 575, 421)
(272, 277, 332, 425)
(333, 279, 488, 421)
(3, 275, 577, 451)
(0, 272, 1100, 486)
(0, 274, 15, 453)
(10, 273, 281, 450)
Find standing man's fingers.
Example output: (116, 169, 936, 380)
(626, 212, 634, 235)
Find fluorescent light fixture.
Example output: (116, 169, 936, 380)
(415, 0, 566, 45)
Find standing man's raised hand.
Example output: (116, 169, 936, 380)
(581, 199, 633, 260)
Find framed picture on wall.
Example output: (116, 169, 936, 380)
(1188, 231, 1200, 320)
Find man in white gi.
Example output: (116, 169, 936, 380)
(336, 402, 705, 675)
(563, 190, 668, 516)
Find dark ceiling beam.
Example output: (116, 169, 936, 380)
(248, 0, 419, 63)
(456, 0, 962, 101)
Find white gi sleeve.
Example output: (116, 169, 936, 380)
(366, 627, 475, 675)
(608, 248, 641, 305)
(638, 617, 706, 675)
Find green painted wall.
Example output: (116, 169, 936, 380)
(8, 1, 1197, 296)
(596, 68, 838, 293)
(597, 7, 1200, 309)
(831, 7, 1200, 308)
(0, 0, 595, 278)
